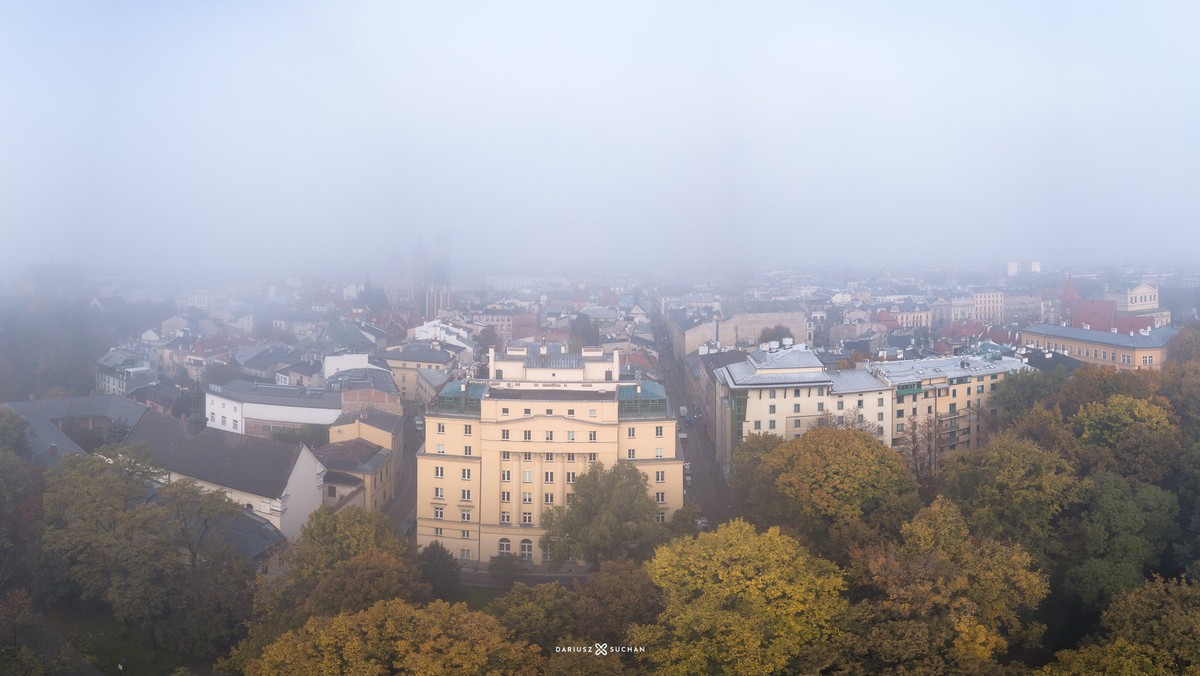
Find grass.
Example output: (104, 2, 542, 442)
(43, 605, 189, 675)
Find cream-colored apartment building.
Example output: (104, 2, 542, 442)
(415, 344, 684, 565)
(871, 355, 1027, 453)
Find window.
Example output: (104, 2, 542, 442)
(753, 421, 761, 430)
(501, 430, 510, 440)
(588, 453, 598, 462)
(464, 424, 473, 435)
(566, 471, 576, 483)
(434, 507, 444, 520)
(523, 470, 532, 483)
(655, 425, 664, 437)
(522, 492, 532, 504)
(499, 537, 511, 552)
(463, 445, 472, 456)
(1143, 355, 1155, 365)
(327, 485, 336, 497)
(434, 487, 444, 499)
(794, 420, 802, 428)
(567, 431, 575, 442)
(434, 466, 444, 478)
(544, 494, 555, 504)
(655, 470, 665, 483)
(502, 451, 510, 460)
(817, 402, 824, 412)
(896, 423, 905, 432)
(769, 420, 776, 429)
(523, 430, 532, 441)
(436, 443, 445, 454)
(589, 409, 597, 418)
(769, 389, 776, 399)
(460, 511, 471, 522)
(501, 408, 509, 416)
(460, 549, 471, 560)
(524, 408, 531, 415)
(546, 409, 553, 416)
(656, 512, 666, 524)
(545, 471, 554, 483)
(520, 539, 533, 560)
(545, 452, 554, 461)
(857, 399, 863, 408)
(523, 452, 532, 461)
(434, 527, 443, 536)
(769, 404, 776, 414)
(567, 409, 575, 417)
(210, 413, 215, 422)
(232, 420, 238, 431)
(878, 397, 884, 407)
(436, 423, 445, 434)
(521, 513, 533, 525)
(897, 410, 905, 418)
(627, 449, 636, 459)
(837, 401, 844, 411)
(794, 403, 801, 413)
(501, 491, 511, 502)
(221, 416, 226, 426)
(501, 510, 511, 524)
(877, 412, 884, 421)
(655, 447, 664, 458)
(588, 431, 597, 442)
(501, 470, 511, 482)
(655, 492, 666, 503)
(627, 427, 636, 438)
(976, 385, 984, 394)
(461, 530, 470, 539)
(567, 452, 575, 462)
(545, 431, 553, 441)
(461, 468, 471, 480)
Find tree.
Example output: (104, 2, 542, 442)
(1070, 394, 1182, 483)
(0, 409, 30, 461)
(1169, 324, 1200, 363)
(477, 325, 501, 356)
(487, 552, 524, 589)
(1011, 404, 1084, 467)
(941, 435, 1080, 567)
(629, 520, 847, 675)
(202, 359, 246, 388)
(485, 582, 580, 653)
(761, 428, 920, 558)
(418, 540, 463, 602)
(989, 367, 1070, 427)
(246, 599, 544, 675)
(729, 433, 796, 529)
(1158, 361, 1200, 440)
(286, 506, 406, 582)
(758, 325, 794, 343)
(1054, 365, 1160, 419)
(571, 559, 663, 647)
(891, 413, 942, 497)
(539, 462, 670, 570)
(304, 550, 430, 618)
(844, 497, 1049, 673)
(568, 314, 600, 351)
(1060, 471, 1178, 614)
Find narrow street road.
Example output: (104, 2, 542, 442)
(385, 412, 420, 538)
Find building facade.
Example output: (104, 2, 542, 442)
(1018, 324, 1178, 371)
(415, 345, 684, 565)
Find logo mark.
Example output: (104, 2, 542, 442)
(594, 643, 609, 656)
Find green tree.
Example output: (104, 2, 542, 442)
(303, 550, 430, 618)
(269, 423, 329, 450)
(568, 314, 600, 351)
(246, 599, 544, 676)
(1055, 365, 1160, 419)
(487, 552, 525, 589)
(0, 409, 30, 461)
(202, 359, 246, 388)
(729, 433, 795, 529)
(844, 497, 1048, 673)
(1070, 394, 1182, 483)
(418, 540, 463, 602)
(485, 582, 580, 653)
(477, 325, 501, 356)
(989, 367, 1070, 426)
(941, 435, 1080, 567)
(539, 462, 669, 571)
(1060, 471, 1178, 614)
(1169, 324, 1200, 363)
(762, 428, 919, 558)
(629, 520, 847, 675)
(571, 559, 663, 647)
(758, 325, 794, 343)
(1011, 404, 1085, 467)
(1158, 361, 1200, 439)
(1039, 638, 1162, 675)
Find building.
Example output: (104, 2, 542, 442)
(313, 438, 396, 512)
(1018, 324, 1178, 371)
(2, 395, 148, 466)
(205, 380, 343, 437)
(381, 343, 456, 401)
(415, 344, 684, 565)
(973, 291, 1005, 326)
(330, 408, 405, 455)
(96, 348, 154, 397)
(125, 411, 326, 540)
(711, 339, 893, 475)
(871, 355, 1027, 453)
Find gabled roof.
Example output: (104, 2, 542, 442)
(1021, 323, 1179, 349)
(332, 408, 404, 435)
(313, 438, 391, 474)
(125, 411, 308, 499)
(384, 343, 454, 365)
(3, 395, 147, 467)
(747, 346, 824, 370)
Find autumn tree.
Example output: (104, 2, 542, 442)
(0, 409, 30, 461)
(758, 324, 794, 343)
(1054, 365, 1160, 419)
(245, 599, 544, 675)
(891, 413, 942, 497)
(990, 367, 1070, 426)
(843, 497, 1048, 673)
(1011, 404, 1084, 467)
(762, 428, 920, 558)
(539, 462, 670, 570)
(941, 435, 1080, 567)
(1157, 361, 1200, 439)
(1168, 324, 1200, 363)
(629, 520, 847, 675)
(485, 582, 580, 653)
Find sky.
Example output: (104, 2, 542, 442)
(3, 2, 1200, 280)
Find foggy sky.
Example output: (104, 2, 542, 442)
(3, 2, 1200, 280)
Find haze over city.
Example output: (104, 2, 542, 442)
(4, 1, 1200, 279)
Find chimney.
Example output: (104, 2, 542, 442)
(49, 444, 58, 457)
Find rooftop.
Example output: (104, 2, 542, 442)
(313, 438, 391, 474)
(210, 380, 343, 409)
(1020, 323, 1179, 349)
(871, 355, 1027, 384)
